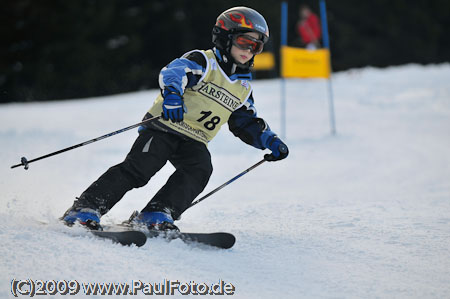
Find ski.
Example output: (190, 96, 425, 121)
(89, 230, 147, 247)
(55, 213, 235, 249)
(36, 220, 147, 247)
(115, 211, 236, 249)
(145, 230, 236, 249)
(107, 225, 236, 249)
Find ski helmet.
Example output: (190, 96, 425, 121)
(212, 7, 269, 54)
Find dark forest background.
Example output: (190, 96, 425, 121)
(1, 0, 449, 103)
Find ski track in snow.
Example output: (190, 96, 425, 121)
(1, 64, 450, 298)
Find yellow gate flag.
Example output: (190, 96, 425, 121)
(281, 46, 331, 78)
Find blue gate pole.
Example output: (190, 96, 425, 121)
(280, 1, 288, 139)
(319, 0, 337, 135)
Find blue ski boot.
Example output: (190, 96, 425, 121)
(62, 208, 102, 230)
(132, 210, 179, 232)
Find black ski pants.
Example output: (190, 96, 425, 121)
(74, 129, 213, 219)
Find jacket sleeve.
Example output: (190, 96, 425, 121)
(159, 51, 207, 95)
(228, 94, 277, 149)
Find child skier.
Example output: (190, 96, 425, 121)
(62, 6, 289, 231)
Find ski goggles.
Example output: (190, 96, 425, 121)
(232, 34, 264, 55)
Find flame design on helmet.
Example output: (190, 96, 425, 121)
(217, 19, 228, 30)
(229, 13, 254, 29)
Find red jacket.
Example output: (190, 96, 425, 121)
(297, 13, 321, 44)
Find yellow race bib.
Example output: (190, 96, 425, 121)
(148, 49, 253, 144)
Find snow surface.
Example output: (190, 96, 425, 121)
(1, 64, 450, 298)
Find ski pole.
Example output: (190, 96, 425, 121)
(11, 115, 161, 170)
(188, 159, 267, 208)
(188, 143, 288, 208)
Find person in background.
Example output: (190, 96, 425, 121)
(296, 5, 321, 49)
